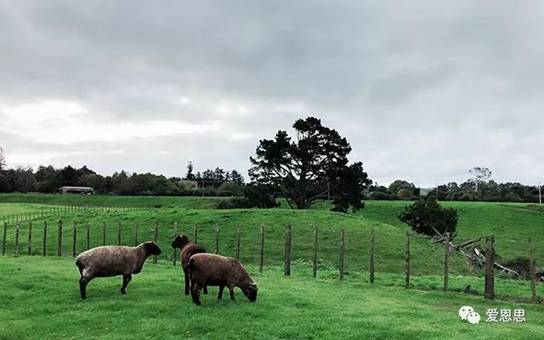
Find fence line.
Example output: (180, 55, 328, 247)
(0, 218, 539, 304)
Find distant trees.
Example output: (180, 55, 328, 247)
(249, 117, 371, 212)
(365, 177, 541, 203)
(185, 162, 195, 181)
(399, 194, 458, 238)
(426, 180, 540, 203)
(0, 162, 245, 197)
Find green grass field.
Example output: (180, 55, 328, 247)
(1, 257, 543, 339)
(0, 194, 543, 339)
(0, 193, 226, 209)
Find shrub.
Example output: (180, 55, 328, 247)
(398, 195, 458, 238)
(216, 181, 244, 196)
(367, 191, 398, 200)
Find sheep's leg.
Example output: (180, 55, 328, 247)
(183, 269, 190, 295)
(217, 285, 224, 300)
(203, 285, 208, 294)
(79, 276, 91, 299)
(190, 281, 201, 305)
(121, 274, 132, 294)
(228, 285, 235, 301)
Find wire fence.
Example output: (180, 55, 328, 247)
(0, 211, 540, 304)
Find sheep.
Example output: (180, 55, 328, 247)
(75, 241, 161, 299)
(188, 253, 258, 305)
(171, 234, 208, 295)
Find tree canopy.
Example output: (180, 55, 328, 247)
(249, 117, 371, 212)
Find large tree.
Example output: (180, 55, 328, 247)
(468, 166, 492, 193)
(249, 117, 371, 212)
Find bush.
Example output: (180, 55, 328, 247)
(216, 181, 244, 196)
(398, 195, 458, 238)
(367, 191, 398, 200)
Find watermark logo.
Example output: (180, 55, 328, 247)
(459, 306, 526, 325)
(459, 306, 480, 324)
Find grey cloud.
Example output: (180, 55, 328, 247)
(0, 0, 543, 186)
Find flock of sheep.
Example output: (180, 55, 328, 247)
(75, 234, 258, 305)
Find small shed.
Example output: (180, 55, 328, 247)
(58, 186, 94, 195)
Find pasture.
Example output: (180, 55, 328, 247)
(0, 194, 543, 339)
(1, 257, 544, 339)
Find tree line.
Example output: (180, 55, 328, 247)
(0, 159, 245, 197)
(367, 171, 541, 203)
(1, 119, 541, 207)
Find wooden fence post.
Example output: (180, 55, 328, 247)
(484, 235, 495, 299)
(313, 226, 318, 278)
(134, 224, 139, 246)
(529, 237, 537, 304)
(15, 224, 20, 256)
(102, 222, 107, 246)
(1, 222, 6, 256)
(284, 225, 291, 276)
(117, 222, 122, 246)
(259, 226, 265, 273)
(369, 229, 375, 284)
(236, 227, 241, 260)
(86, 223, 90, 250)
(405, 231, 411, 288)
(153, 223, 159, 264)
(194, 225, 198, 244)
(43, 221, 48, 256)
(28, 221, 33, 255)
(339, 228, 345, 280)
(57, 219, 63, 256)
(72, 223, 77, 257)
(215, 226, 220, 254)
(172, 222, 178, 266)
(444, 232, 449, 291)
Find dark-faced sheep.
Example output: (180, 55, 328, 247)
(188, 253, 258, 305)
(171, 234, 208, 295)
(75, 241, 161, 299)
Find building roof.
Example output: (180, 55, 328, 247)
(59, 186, 94, 190)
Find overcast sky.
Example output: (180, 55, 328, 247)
(1, 1, 542, 187)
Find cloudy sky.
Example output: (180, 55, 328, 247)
(1, 1, 542, 187)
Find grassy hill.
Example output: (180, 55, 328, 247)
(0, 195, 542, 276)
(0, 193, 226, 209)
(1, 195, 543, 338)
(1, 256, 542, 339)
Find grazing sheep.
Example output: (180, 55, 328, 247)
(171, 234, 208, 295)
(188, 253, 258, 305)
(75, 241, 161, 299)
